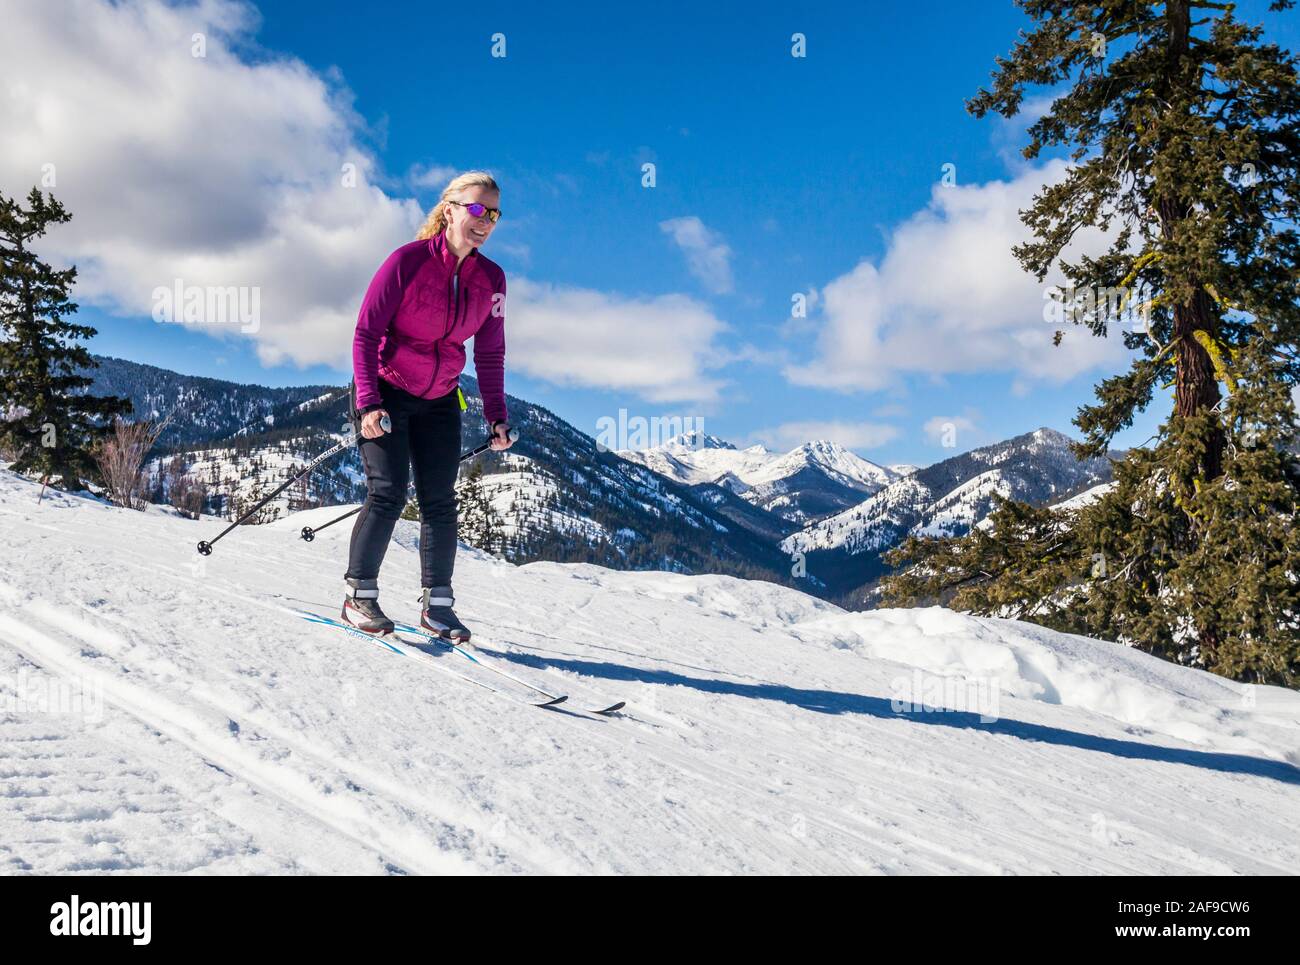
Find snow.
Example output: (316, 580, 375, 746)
(618, 438, 777, 486)
(1, 465, 1297, 874)
(781, 428, 1112, 558)
(296, 392, 335, 412)
(146, 434, 359, 523)
(1054, 481, 1116, 511)
(619, 434, 895, 493)
(473, 465, 609, 544)
(752, 440, 896, 491)
(783, 475, 934, 555)
(972, 480, 1117, 532)
(914, 470, 1013, 537)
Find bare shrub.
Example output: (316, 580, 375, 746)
(164, 453, 207, 519)
(93, 417, 169, 511)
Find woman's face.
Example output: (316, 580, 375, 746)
(444, 186, 500, 251)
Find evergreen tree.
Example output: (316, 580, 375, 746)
(457, 462, 505, 555)
(883, 1, 1300, 684)
(0, 188, 131, 489)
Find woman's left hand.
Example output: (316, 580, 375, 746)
(490, 421, 514, 451)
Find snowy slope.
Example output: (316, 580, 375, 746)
(1053, 481, 1117, 511)
(972, 481, 1118, 532)
(476, 452, 621, 545)
(1, 466, 1297, 875)
(145, 431, 364, 524)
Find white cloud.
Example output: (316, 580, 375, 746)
(408, 163, 460, 190)
(1, 0, 422, 370)
(659, 216, 734, 294)
(784, 161, 1127, 394)
(492, 240, 533, 265)
(715, 342, 789, 367)
(750, 420, 900, 452)
(502, 277, 728, 404)
(1, 0, 732, 409)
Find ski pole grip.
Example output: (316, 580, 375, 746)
(380, 413, 392, 434)
(489, 427, 519, 447)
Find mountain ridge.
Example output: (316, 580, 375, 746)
(74, 355, 1119, 608)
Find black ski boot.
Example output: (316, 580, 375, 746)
(419, 586, 471, 643)
(342, 577, 395, 635)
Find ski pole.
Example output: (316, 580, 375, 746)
(299, 426, 519, 542)
(195, 414, 390, 556)
(298, 504, 363, 541)
(460, 426, 520, 461)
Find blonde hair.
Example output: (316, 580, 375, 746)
(416, 170, 501, 240)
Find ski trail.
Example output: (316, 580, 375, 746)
(0, 608, 545, 874)
(0, 645, 308, 874)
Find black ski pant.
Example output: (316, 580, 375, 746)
(346, 378, 461, 593)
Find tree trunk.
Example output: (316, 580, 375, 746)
(1172, 283, 1225, 480)
(1161, 0, 1225, 660)
(1159, 1, 1225, 481)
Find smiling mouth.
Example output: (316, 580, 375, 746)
(469, 227, 487, 241)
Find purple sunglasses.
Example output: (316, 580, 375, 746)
(448, 200, 502, 224)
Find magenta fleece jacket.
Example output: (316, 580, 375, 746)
(352, 230, 508, 425)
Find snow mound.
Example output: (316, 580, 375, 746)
(794, 606, 1300, 765)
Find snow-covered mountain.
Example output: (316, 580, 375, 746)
(77, 357, 1119, 607)
(144, 428, 365, 523)
(784, 428, 1118, 596)
(616, 431, 773, 486)
(77, 354, 338, 449)
(618, 432, 899, 524)
(1, 465, 1296, 874)
(972, 480, 1119, 533)
(82, 357, 798, 586)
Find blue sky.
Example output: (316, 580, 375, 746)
(9, 0, 1298, 466)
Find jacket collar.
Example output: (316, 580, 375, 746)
(430, 230, 479, 269)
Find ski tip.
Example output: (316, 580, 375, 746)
(537, 694, 569, 708)
(592, 702, 626, 716)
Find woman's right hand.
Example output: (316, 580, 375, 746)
(360, 409, 390, 439)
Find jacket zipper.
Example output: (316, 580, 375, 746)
(418, 250, 468, 398)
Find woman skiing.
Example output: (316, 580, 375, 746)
(344, 170, 513, 641)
